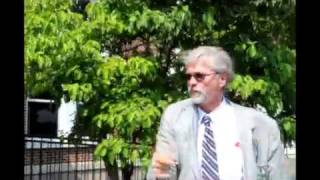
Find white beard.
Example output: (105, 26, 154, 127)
(188, 88, 207, 104)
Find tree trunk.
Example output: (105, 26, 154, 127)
(104, 161, 134, 180)
(122, 163, 134, 180)
(105, 162, 120, 180)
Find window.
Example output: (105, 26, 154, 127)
(26, 98, 58, 137)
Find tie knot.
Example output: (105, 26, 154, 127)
(201, 115, 211, 126)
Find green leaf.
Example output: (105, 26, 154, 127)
(97, 119, 102, 128)
(128, 112, 135, 123)
(247, 45, 257, 58)
(130, 149, 139, 162)
(202, 7, 216, 29)
(113, 140, 123, 154)
(94, 143, 107, 157)
(123, 148, 129, 159)
(283, 121, 291, 132)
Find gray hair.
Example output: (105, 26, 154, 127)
(183, 46, 234, 83)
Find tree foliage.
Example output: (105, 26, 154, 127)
(25, 0, 295, 177)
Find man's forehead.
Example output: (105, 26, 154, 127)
(186, 59, 213, 70)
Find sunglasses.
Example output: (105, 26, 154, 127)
(185, 72, 218, 82)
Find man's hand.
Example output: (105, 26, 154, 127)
(152, 151, 176, 179)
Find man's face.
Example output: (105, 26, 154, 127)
(186, 58, 226, 105)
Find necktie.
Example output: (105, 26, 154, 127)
(201, 115, 219, 180)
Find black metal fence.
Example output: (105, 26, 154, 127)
(24, 136, 147, 180)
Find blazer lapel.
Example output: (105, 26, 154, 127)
(230, 102, 257, 180)
(181, 104, 201, 180)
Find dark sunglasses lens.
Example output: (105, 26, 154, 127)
(194, 73, 205, 81)
(186, 73, 205, 81)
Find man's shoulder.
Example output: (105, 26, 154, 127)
(228, 100, 257, 114)
(166, 98, 194, 111)
(160, 98, 195, 124)
(229, 100, 278, 128)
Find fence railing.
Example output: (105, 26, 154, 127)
(24, 135, 147, 180)
(25, 135, 295, 180)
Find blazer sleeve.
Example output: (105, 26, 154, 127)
(254, 113, 291, 180)
(146, 104, 179, 180)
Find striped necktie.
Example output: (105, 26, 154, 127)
(201, 115, 220, 180)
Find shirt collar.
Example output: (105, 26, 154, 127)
(197, 96, 228, 123)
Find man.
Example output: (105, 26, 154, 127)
(147, 46, 289, 180)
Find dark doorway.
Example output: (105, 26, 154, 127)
(28, 99, 58, 137)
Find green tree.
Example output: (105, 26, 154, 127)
(25, 0, 295, 178)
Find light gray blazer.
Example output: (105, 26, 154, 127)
(147, 98, 289, 180)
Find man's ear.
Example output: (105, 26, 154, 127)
(218, 73, 228, 88)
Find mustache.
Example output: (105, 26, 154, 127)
(188, 87, 201, 94)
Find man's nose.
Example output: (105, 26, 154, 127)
(188, 76, 198, 86)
